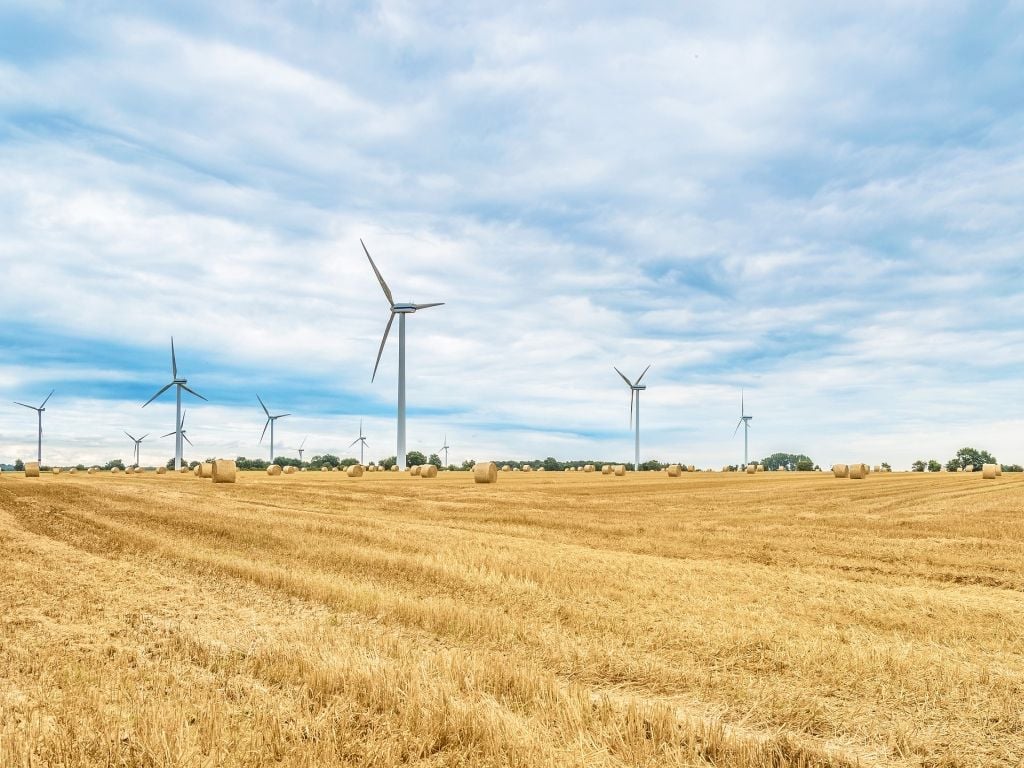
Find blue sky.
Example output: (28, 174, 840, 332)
(1, 0, 1022, 469)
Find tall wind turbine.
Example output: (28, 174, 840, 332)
(362, 239, 444, 471)
(440, 434, 450, 468)
(614, 365, 650, 471)
(348, 420, 368, 465)
(162, 410, 193, 453)
(14, 389, 53, 464)
(143, 338, 206, 471)
(124, 431, 149, 468)
(296, 436, 307, 463)
(733, 389, 753, 467)
(257, 394, 289, 464)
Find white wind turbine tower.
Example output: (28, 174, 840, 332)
(733, 389, 753, 467)
(610, 364, 651, 473)
(614, 365, 650, 471)
(257, 394, 289, 464)
(348, 420, 368, 466)
(143, 338, 206, 471)
(296, 436, 307, 463)
(440, 434, 450, 468)
(14, 389, 53, 464)
(124, 431, 148, 468)
(362, 239, 444, 471)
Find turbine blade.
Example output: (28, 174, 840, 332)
(180, 384, 207, 401)
(629, 389, 635, 429)
(635, 365, 651, 385)
(260, 417, 270, 444)
(257, 394, 270, 417)
(371, 311, 396, 382)
(613, 367, 633, 388)
(139, 434, 148, 441)
(142, 382, 174, 407)
(39, 389, 54, 408)
(13, 401, 36, 410)
(276, 413, 291, 419)
(161, 431, 175, 439)
(412, 302, 444, 310)
(125, 431, 135, 441)
(182, 432, 193, 447)
(171, 337, 178, 379)
(347, 438, 360, 449)
(741, 387, 744, 416)
(300, 436, 307, 449)
(732, 419, 743, 437)
(361, 239, 395, 306)
(180, 410, 187, 429)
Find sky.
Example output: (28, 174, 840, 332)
(1, 0, 1022, 470)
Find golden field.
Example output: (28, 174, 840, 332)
(1, 470, 1023, 767)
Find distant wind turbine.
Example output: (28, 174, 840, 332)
(296, 436, 307, 463)
(257, 394, 290, 464)
(362, 239, 444, 471)
(124, 431, 149, 468)
(733, 389, 753, 467)
(143, 338, 206, 471)
(14, 389, 53, 464)
(348, 420, 368, 465)
(161, 410, 194, 452)
(439, 434, 450, 468)
(614, 365, 651, 471)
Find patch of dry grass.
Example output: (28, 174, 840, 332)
(2, 470, 1023, 766)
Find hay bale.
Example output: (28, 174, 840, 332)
(601, 465, 612, 475)
(996, 466, 1003, 476)
(321, 466, 329, 472)
(746, 464, 757, 475)
(522, 465, 533, 472)
(474, 461, 498, 484)
(391, 466, 399, 472)
(134, 467, 145, 475)
(126, 467, 135, 475)
(211, 459, 236, 483)
(420, 464, 438, 478)
(111, 467, 121, 475)
(346, 464, 364, 478)
(849, 463, 868, 479)
(537, 467, 545, 472)
(613, 465, 626, 476)
(502, 465, 511, 472)
(198, 463, 212, 478)
(300, 467, 307, 472)
(832, 464, 849, 478)
(667, 464, 681, 477)
(51, 467, 61, 475)
(982, 463, 997, 479)
(755, 465, 764, 472)
(964, 464, 974, 473)
(267, 464, 282, 476)
(583, 464, 595, 473)
(156, 467, 166, 474)
(69, 468, 77, 475)
(872, 465, 881, 473)
(410, 465, 422, 476)
(193, 465, 201, 477)
(179, 466, 189, 473)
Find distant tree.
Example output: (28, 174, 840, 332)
(309, 454, 340, 469)
(541, 457, 560, 471)
(760, 453, 814, 472)
(14, 459, 24, 471)
(75, 464, 86, 471)
(948, 447, 997, 472)
(1001, 464, 1023, 473)
(460, 459, 476, 471)
(795, 459, 814, 472)
(927, 460, 942, 472)
(380, 456, 397, 469)
(881, 462, 891, 471)
(406, 451, 427, 466)
(911, 460, 926, 472)
(102, 459, 126, 470)
(640, 460, 664, 471)
(428, 453, 443, 468)
(274, 456, 302, 468)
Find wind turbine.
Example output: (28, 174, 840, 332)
(124, 431, 149, 468)
(162, 410, 194, 453)
(14, 389, 53, 464)
(296, 436, 307, 463)
(733, 389, 753, 467)
(348, 420, 368, 466)
(440, 434, 450, 468)
(614, 365, 650, 472)
(257, 394, 290, 464)
(362, 239, 444, 471)
(143, 338, 206, 471)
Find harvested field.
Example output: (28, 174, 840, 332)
(2, 471, 1023, 767)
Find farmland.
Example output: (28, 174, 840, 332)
(1, 471, 1023, 767)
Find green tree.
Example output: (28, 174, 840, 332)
(380, 456, 397, 469)
(406, 451, 427, 466)
(881, 462, 891, 471)
(1001, 464, 1023, 472)
(102, 459, 126, 470)
(911, 460, 926, 472)
(795, 459, 814, 471)
(927, 460, 942, 472)
(14, 459, 24, 471)
(760, 453, 814, 471)
(542, 457, 561, 471)
(428, 453, 443, 468)
(640, 460, 664, 471)
(947, 447, 997, 472)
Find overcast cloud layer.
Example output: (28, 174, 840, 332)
(1, 1, 1022, 469)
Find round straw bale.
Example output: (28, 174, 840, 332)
(474, 461, 497, 483)
(346, 464, 364, 478)
(410, 465, 422, 476)
(872, 465, 880, 473)
(134, 467, 145, 475)
(755, 465, 764, 472)
(420, 464, 438, 478)
(613, 465, 626, 476)
(601, 465, 612, 475)
(583, 464, 595, 473)
(667, 464, 681, 477)
(982, 463, 997, 479)
(390, 465, 398, 472)
(111, 467, 121, 475)
(832, 464, 849, 478)
(192, 465, 201, 476)
(198, 463, 212, 478)
(211, 459, 236, 483)
(746, 464, 757, 474)
(69, 468, 77, 475)
(537, 467, 545, 472)
(51, 467, 61, 475)
(849, 463, 868, 479)
(320, 466, 329, 472)
(502, 465, 511, 472)
(266, 464, 282, 476)
(522, 465, 533, 472)
(996, 466, 1002, 476)
(126, 467, 135, 475)
(964, 464, 974, 473)
(156, 466, 166, 474)
(284, 465, 298, 474)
